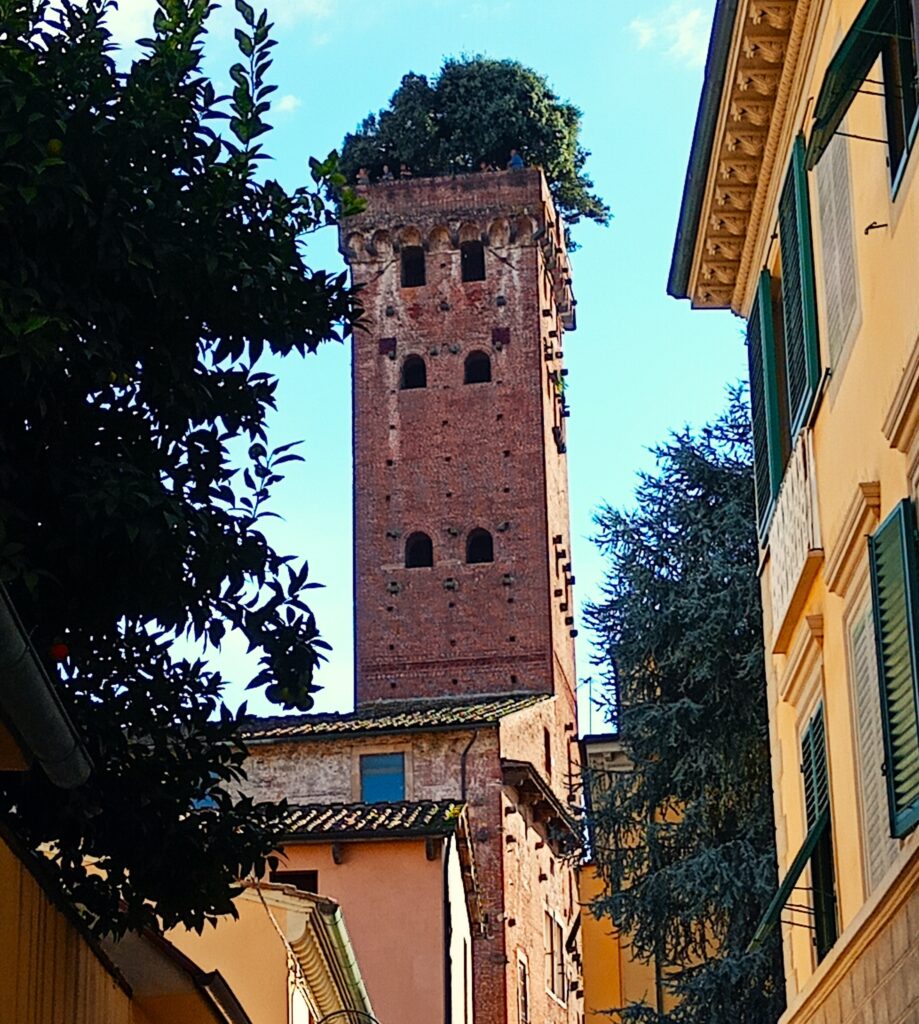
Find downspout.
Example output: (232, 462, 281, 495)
(0, 585, 91, 788)
(459, 730, 477, 800)
(443, 835, 453, 1024)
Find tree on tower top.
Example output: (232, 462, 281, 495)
(340, 58, 610, 231)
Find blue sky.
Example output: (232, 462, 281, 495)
(110, 0, 745, 727)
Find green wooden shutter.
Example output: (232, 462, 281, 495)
(801, 704, 837, 960)
(747, 270, 784, 537)
(802, 704, 830, 829)
(869, 499, 919, 837)
(747, 288, 772, 535)
(779, 136, 820, 435)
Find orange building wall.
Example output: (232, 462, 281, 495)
(279, 838, 445, 1024)
(169, 893, 292, 1024)
(579, 867, 664, 1018)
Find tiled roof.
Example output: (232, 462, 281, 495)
(283, 800, 464, 839)
(244, 692, 550, 740)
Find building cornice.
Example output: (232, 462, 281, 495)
(670, 1, 809, 311)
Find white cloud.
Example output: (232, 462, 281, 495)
(629, 3, 710, 69)
(275, 93, 302, 113)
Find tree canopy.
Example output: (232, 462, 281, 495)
(584, 391, 785, 1023)
(0, 0, 358, 936)
(340, 58, 609, 230)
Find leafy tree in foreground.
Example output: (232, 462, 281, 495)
(585, 390, 785, 1023)
(340, 58, 609, 230)
(0, 0, 358, 935)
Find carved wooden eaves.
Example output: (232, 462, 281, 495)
(690, 0, 800, 310)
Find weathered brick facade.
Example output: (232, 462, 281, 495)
(244, 169, 583, 1024)
(343, 169, 577, 707)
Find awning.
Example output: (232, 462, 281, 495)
(748, 807, 829, 950)
(806, 0, 893, 168)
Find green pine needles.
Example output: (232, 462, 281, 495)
(584, 389, 785, 1024)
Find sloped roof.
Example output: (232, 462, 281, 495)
(244, 692, 550, 741)
(283, 800, 463, 840)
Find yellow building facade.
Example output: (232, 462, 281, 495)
(671, 2, 919, 1021)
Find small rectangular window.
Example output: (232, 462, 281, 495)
(492, 326, 510, 347)
(516, 958, 529, 1024)
(544, 912, 565, 998)
(360, 752, 406, 803)
(461, 240, 486, 282)
(401, 246, 426, 288)
(269, 869, 318, 892)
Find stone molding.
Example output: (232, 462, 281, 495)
(823, 482, 881, 597)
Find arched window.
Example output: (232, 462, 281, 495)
(460, 240, 486, 282)
(405, 532, 433, 568)
(401, 355, 427, 390)
(466, 528, 494, 564)
(464, 351, 491, 384)
(401, 245, 426, 287)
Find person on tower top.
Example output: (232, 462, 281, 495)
(507, 148, 524, 169)
(356, 166, 370, 185)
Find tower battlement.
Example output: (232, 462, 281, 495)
(341, 169, 578, 708)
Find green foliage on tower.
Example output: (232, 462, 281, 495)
(340, 58, 610, 230)
(584, 390, 785, 1023)
(0, 0, 358, 936)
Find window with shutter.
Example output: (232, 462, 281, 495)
(816, 133, 858, 367)
(747, 289, 773, 535)
(746, 137, 820, 539)
(868, 499, 919, 837)
(800, 704, 838, 961)
(849, 606, 899, 892)
(778, 136, 820, 435)
(748, 704, 839, 957)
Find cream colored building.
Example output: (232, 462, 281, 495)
(670, 2, 919, 1021)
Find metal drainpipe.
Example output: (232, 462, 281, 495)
(0, 586, 91, 788)
(459, 731, 477, 801)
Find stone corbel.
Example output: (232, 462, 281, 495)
(750, 2, 795, 31)
(742, 37, 788, 63)
(736, 69, 782, 96)
(719, 158, 761, 184)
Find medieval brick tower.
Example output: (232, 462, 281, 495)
(345, 168, 578, 712)
(243, 168, 584, 1024)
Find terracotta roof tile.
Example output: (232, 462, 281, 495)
(283, 800, 464, 839)
(244, 692, 549, 740)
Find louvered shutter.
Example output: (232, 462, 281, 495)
(850, 608, 899, 890)
(779, 135, 820, 434)
(801, 704, 838, 959)
(747, 287, 772, 535)
(802, 704, 830, 829)
(869, 499, 919, 837)
(748, 271, 785, 537)
(817, 132, 858, 366)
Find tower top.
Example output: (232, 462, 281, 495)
(340, 168, 575, 330)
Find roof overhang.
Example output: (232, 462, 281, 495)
(501, 758, 580, 855)
(668, 0, 805, 312)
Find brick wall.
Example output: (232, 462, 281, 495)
(342, 169, 577, 707)
(244, 704, 582, 1024)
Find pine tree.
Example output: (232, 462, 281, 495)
(584, 389, 785, 1023)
